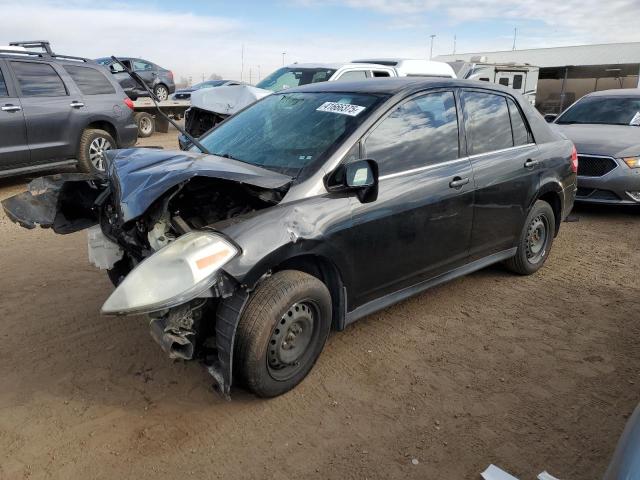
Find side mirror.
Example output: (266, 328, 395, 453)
(544, 114, 557, 123)
(326, 159, 378, 202)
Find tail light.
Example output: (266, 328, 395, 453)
(168, 70, 174, 81)
(124, 98, 134, 110)
(570, 145, 578, 173)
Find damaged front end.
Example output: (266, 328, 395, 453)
(1, 148, 292, 397)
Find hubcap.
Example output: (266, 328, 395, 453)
(140, 116, 153, 135)
(526, 214, 547, 264)
(155, 86, 168, 101)
(267, 302, 316, 380)
(88, 137, 112, 171)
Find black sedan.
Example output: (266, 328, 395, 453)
(2, 78, 576, 398)
(172, 80, 244, 100)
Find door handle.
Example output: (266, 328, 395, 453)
(70, 101, 85, 108)
(524, 158, 540, 169)
(1, 104, 21, 112)
(449, 177, 470, 189)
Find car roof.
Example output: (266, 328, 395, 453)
(586, 88, 640, 98)
(284, 62, 393, 70)
(282, 77, 512, 96)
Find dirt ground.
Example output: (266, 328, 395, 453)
(0, 127, 638, 480)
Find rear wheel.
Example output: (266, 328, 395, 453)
(235, 270, 332, 397)
(153, 84, 169, 101)
(77, 128, 115, 173)
(134, 112, 155, 138)
(504, 200, 556, 275)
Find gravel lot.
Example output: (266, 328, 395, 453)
(0, 126, 638, 479)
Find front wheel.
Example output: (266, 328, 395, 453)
(234, 270, 332, 397)
(504, 200, 556, 275)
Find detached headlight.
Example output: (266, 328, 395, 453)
(623, 157, 640, 168)
(101, 232, 239, 315)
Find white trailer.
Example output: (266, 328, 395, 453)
(449, 57, 539, 105)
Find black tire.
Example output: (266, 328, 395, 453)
(235, 270, 332, 398)
(153, 84, 169, 101)
(77, 128, 116, 173)
(134, 112, 155, 138)
(504, 200, 556, 275)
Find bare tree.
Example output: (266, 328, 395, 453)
(208, 73, 223, 80)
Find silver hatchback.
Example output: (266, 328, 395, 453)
(553, 89, 640, 205)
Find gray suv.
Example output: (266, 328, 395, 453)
(0, 41, 138, 177)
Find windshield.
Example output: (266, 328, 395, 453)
(255, 68, 336, 92)
(193, 92, 388, 175)
(556, 96, 640, 126)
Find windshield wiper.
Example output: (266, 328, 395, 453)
(215, 152, 241, 161)
(109, 56, 211, 155)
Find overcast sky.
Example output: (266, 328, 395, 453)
(2, 0, 639, 83)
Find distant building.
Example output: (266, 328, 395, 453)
(436, 42, 640, 114)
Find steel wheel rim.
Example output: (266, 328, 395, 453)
(88, 137, 112, 171)
(267, 301, 318, 381)
(155, 86, 168, 101)
(526, 214, 548, 264)
(139, 116, 153, 135)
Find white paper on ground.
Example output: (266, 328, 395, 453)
(537, 471, 561, 480)
(481, 464, 520, 480)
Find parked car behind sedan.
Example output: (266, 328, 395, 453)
(96, 57, 175, 101)
(552, 89, 640, 205)
(172, 80, 244, 100)
(2, 79, 576, 398)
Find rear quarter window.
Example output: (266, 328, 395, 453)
(10, 61, 67, 97)
(63, 65, 116, 95)
(461, 91, 513, 155)
(0, 68, 8, 96)
(507, 98, 532, 145)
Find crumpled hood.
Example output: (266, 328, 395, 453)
(553, 123, 640, 158)
(107, 148, 292, 222)
(190, 85, 271, 115)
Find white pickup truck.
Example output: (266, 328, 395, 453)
(181, 59, 457, 146)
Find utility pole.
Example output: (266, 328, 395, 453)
(512, 28, 517, 51)
(249, 67, 253, 85)
(241, 43, 245, 81)
(282, 51, 286, 66)
(429, 34, 436, 60)
(453, 34, 457, 54)
(258, 65, 261, 81)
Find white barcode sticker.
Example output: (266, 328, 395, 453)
(317, 102, 366, 116)
(630, 112, 640, 126)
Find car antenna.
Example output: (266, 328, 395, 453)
(110, 56, 210, 155)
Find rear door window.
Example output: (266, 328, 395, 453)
(364, 91, 460, 175)
(133, 60, 153, 71)
(507, 98, 532, 145)
(10, 61, 67, 97)
(461, 91, 513, 155)
(336, 70, 368, 81)
(63, 66, 116, 95)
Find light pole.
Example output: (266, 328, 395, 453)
(512, 28, 517, 51)
(282, 51, 286, 66)
(429, 34, 436, 60)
